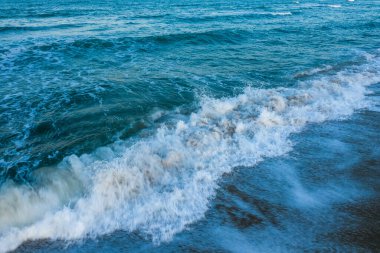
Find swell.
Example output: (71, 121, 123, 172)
(0, 54, 379, 253)
(0, 29, 253, 59)
(145, 29, 251, 46)
(174, 11, 294, 23)
(68, 29, 251, 48)
(0, 9, 106, 19)
(0, 24, 85, 33)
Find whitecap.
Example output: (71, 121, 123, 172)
(328, 4, 342, 8)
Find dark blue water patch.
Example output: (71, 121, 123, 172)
(69, 38, 117, 49)
(24, 29, 254, 52)
(148, 29, 252, 46)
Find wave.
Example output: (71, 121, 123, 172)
(0, 54, 379, 252)
(299, 3, 343, 9)
(2, 29, 252, 55)
(145, 29, 250, 46)
(0, 9, 106, 19)
(267, 11, 292, 16)
(175, 11, 293, 23)
(0, 24, 84, 33)
(293, 65, 334, 78)
(328, 4, 342, 8)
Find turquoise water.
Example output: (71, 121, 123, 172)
(0, 0, 379, 252)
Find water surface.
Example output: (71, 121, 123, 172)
(0, 0, 379, 252)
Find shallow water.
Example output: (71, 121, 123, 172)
(0, 0, 379, 252)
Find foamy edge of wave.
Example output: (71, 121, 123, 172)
(0, 56, 379, 253)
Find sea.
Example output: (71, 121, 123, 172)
(0, 0, 379, 252)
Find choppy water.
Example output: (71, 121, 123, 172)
(0, 0, 379, 252)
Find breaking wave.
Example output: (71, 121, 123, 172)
(0, 55, 379, 253)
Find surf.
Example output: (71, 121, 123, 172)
(0, 53, 379, 253)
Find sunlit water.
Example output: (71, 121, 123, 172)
(0, 0, 379, 252)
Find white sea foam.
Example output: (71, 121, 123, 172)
(267, 12, 292, 16)
(254, 11, 292, 16)
(293, 65, 334, 78)
(0, 55, 379, 252)
(328, 4, 342, 8)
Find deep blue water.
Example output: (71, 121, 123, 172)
(0, 0, 379, 252)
